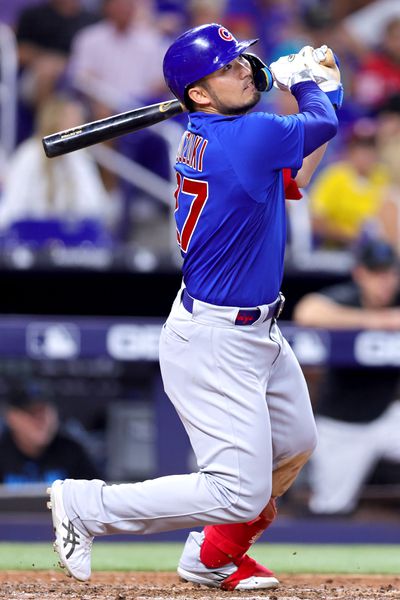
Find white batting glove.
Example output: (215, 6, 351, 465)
(269, 51, 316, 91)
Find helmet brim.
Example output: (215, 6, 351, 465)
(235, 39, 259, 55)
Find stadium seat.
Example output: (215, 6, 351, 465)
(3, 218, 113, 249)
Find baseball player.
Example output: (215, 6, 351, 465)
(47, 24, 342, 590)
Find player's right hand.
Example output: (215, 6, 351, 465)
(299, 45, 344, 108)
(299, 45, 341, 85)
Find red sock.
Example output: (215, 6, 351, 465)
(200, 498, 277, 568)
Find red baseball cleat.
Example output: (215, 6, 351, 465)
(178, 553, 279, 591)
(221, 555, 279, 590)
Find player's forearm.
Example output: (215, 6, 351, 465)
(292, 81, 338, 156)
(295, 143, 328, 188)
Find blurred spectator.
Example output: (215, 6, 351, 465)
(377, 94, 400, 185)
(294, 238, 400, 515)
(309, 119, 389, 249)
(186, 0, 227, 29)
(352, 16, 400, 112)
(0, 94, 115, 231)
(0, 382, 101, 484)
(68, 0, 168, 115)
(343, 0, 400, 50)
(331, 1, 374, 21)
(375, 94, 400, 252)
(154, 1, 185, 40)
(266, 8, 309, 63)
(67, 0, 173, 247)
(222, 1, 311, 63)
(301, 3, 339, 52)
(15, 0, 99, 107)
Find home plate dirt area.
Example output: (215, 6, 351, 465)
(0, 572, 399, 600)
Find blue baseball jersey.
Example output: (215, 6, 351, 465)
(174, 110, 304, 306)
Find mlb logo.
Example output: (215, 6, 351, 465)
(26, 322, 80, 359)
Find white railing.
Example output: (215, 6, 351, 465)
(0, 24, 17, 165)
(89, 118, 183, 263)
(70, 76, 183, 202)
(90, 138, 172, 207)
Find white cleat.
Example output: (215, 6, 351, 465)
(47, 480, 93, 582)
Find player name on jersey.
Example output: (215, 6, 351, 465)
(176, 131, 208, 172)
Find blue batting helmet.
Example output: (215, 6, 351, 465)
(163, 23, 261, 103)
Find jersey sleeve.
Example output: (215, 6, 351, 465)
(220, 112, 305, 201)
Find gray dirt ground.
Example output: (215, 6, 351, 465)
(1, 571, 399, 600)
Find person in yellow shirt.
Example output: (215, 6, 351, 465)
(310, 120, 389, 248)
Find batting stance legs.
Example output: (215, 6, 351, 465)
(48, 290, 316, 586)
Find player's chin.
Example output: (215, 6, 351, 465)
(240, 90, 261, 113)
(245, 89, 261, 109)
(223, 91, 261, 115)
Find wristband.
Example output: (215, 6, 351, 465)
(325, 84, 344, 110)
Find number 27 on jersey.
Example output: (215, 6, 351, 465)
(174, 172, 209, 253)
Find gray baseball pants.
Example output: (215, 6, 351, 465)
(62, 289, 317, 536)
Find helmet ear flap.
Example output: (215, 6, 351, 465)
(242, 52, 273, 92)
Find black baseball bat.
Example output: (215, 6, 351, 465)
(42, 99, 184, 158)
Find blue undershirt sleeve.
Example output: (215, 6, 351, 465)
(291, 81, 338, 157)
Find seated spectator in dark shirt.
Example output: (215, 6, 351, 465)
(0, 384, 101, 485)
(294, 238, 400, 515)
(16, 0, 98, 108)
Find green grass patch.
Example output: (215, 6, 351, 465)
(0, 542, 399, 573)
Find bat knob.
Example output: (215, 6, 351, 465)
(312, 45, 328, 63)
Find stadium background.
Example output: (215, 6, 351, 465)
(0, 1, 399, 597)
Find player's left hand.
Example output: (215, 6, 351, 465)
(269, 51, 316, 91)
